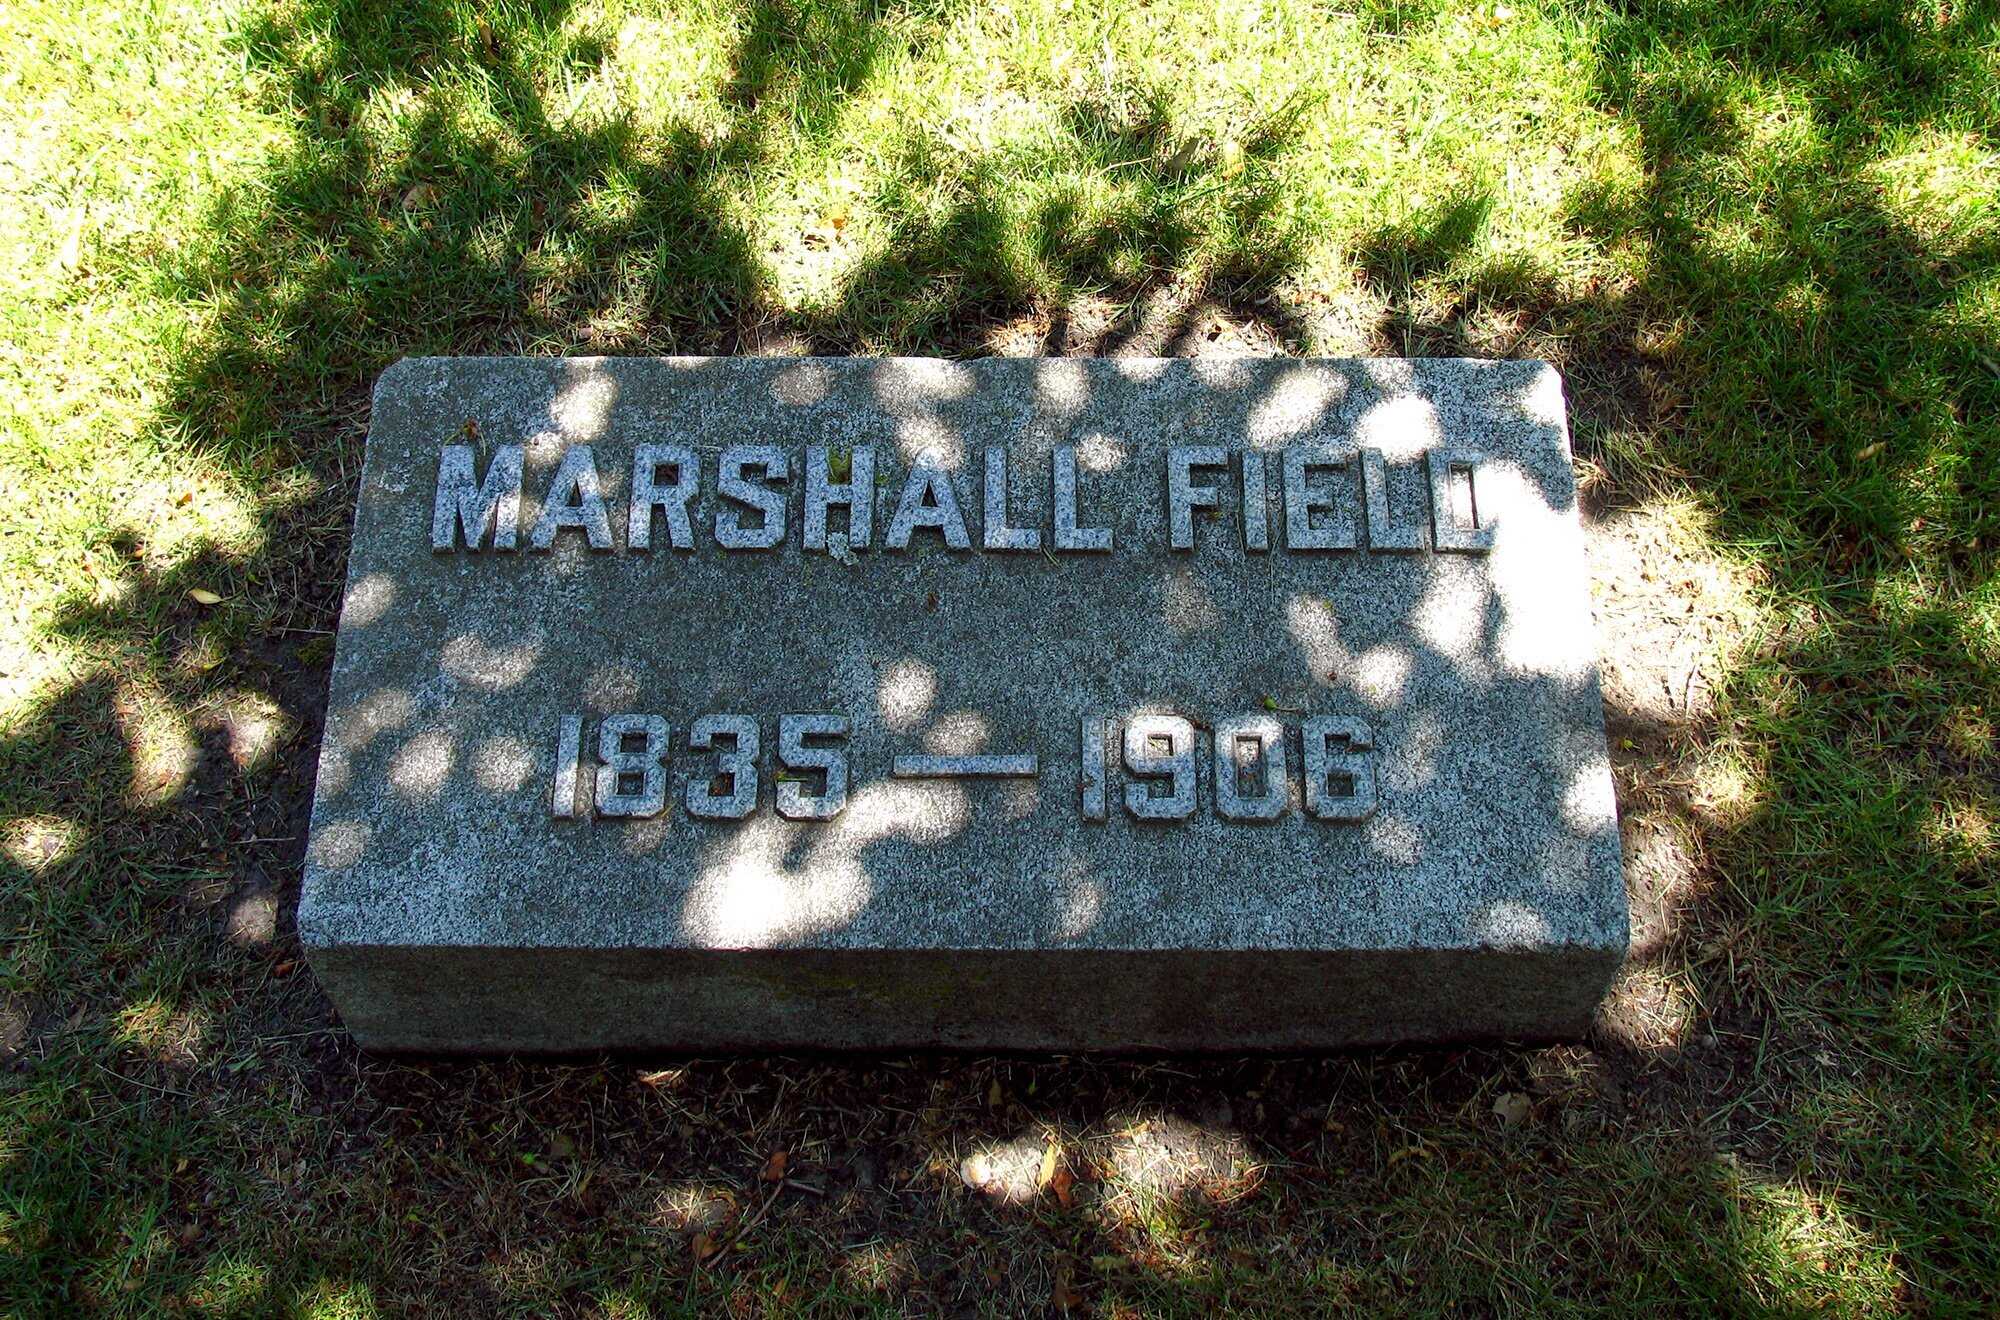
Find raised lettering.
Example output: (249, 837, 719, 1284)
(1427, 448, 1495, 553)
(892, 753, 1039, 777)
(686, 714, 759, 819)
(629, 444, 699, 551)
(594, 714, 669, 818)
(1079, 716, 1107, 822)
(529, 445, 614, 552)
(884, 460, 971, 550)
(777, 714, 849, 819)
(550, 713, 582, 819)
(1167, 446, 1227, 552)
(982, 447, 1041, 552)
(1302, 715, 1376, 821)
(431, 444, 523, 552)
(1213, 715, 1288, 821)
(803, 445, 875, 551)
(1361, 448, 1421, 552)
(716, 445, 789, 550)
(1123, 714, 1197, 820)
(1283, 443, 1358, 551)
(1053, 447, 1112, 552)
(1241, 450, 1270, 553)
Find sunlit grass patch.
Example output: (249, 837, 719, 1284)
(1727, 1171, 1904, 1312)
(0, 0, 288, 712)
(1, 814, 79, 874)
(111, 995, 210, 1066)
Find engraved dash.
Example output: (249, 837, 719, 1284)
(892, 753, 1040, 778)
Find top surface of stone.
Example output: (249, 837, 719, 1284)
(301, 356, 1625, 955)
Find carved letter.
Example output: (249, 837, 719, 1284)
(982, 447, 1041, 552)
(431, 444, 523, 552)
(1241, 450, 1270, 553)
(529, 445, 614, 551)
(1361, 448, 1421, 552)
(1427, 448, 1495, 553)
(1283, 443, 1358, 551)
(716, 444, 789, 551)
(804, 445, 875, 551)
(1053, 447, 1112, 552)
(629, 444, 699, 551)
(884, 460, 971, 550)
(1167, 446, 1227, 551)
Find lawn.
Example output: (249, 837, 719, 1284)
(1, 0, 1995, 1312)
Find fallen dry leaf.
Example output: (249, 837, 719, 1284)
(1493, 1092, 1532, 1129)
(1037, 1140, 1059, 1191)
(1052, 1254, 1080, 1311)
(187, 588, 223, 606)
(691, 1231, 720, 1261)
(1856, 442, 1885, 461)
(760, 1150, 789, 1183)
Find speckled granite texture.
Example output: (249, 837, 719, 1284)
(302, 356, 1627, 1052)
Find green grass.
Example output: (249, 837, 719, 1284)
(1, 0, 1996, 1312)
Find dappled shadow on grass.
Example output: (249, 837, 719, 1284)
(1, 0, 1996, 1311)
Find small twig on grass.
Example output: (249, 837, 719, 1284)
(705, 1181, 783, 1267)
(93, 1062, 193, 1099)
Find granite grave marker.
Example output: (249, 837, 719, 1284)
(302, 356, 1628, 1051)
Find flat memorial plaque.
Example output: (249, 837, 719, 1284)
(302, 356, 1627, 1052)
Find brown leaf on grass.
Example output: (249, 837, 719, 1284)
(760, 1150, 789, 1182)
(401, 182, 438, 212)
(187, 588, 223, 606)
(1856, 442, 1885, 461)
(1049, 1165, 1076, 1209)
(691, 1231, 720, 1261)
(1036, 1140, 1059, 1191)
(1052, 1254, 1081, 1311)
(1493, 1092, 1532, 1129)
(1385, 1141, 1435, 1166)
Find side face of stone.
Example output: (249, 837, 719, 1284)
(301, 356, 1628, 1052)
